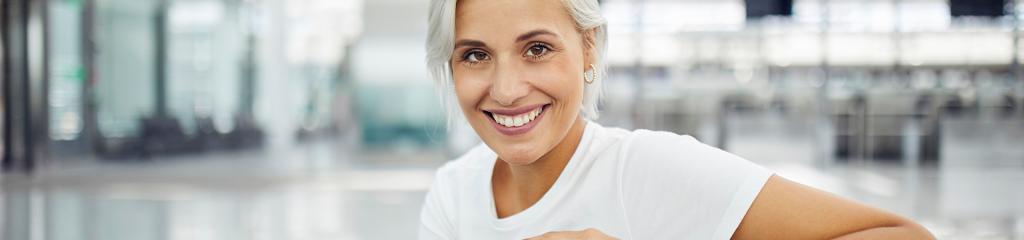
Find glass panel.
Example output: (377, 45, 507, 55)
(48, 0, 87, 141)
(167, 0, 243, 136)
(94, 0, 159, 138)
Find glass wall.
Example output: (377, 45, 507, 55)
(39, 0, 371, 159)
(93, 0, 158, 139)
(166, 0, 244, 137)
(48, 0, 86, 142)
(348, 0, 444, 149)
(600, 0, 1022, 164)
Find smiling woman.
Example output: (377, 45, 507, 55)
(419, 0, 935, 239)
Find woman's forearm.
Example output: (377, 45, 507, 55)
(833, 224, 935, 240)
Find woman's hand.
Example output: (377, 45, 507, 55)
(526, 228, 618, 240)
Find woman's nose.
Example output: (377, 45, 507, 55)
(490, 62, 529, 106)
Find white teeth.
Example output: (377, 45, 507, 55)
(492, 107, 543, 128)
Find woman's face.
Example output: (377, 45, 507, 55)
(452, 0, 592, 165)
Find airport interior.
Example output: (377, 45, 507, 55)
(2, 0, 1023, 239)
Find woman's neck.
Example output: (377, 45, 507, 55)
(492, 117, 587, 218)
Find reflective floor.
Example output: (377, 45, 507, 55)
(3, 128, 1023, 240)
(1, 138, 441, 240)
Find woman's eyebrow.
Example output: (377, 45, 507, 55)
(454, 39, 487, 49)
(515, 29, 558, 43)
(453, 29, 558, 49)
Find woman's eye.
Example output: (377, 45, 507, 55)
(464, 51, 489, 63)
(525, 44, 549, 57)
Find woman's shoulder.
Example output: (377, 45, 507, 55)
(579, 123, 706, 162)
(615, 127, 704, 157)
(615, 127, 746, 170)
(591, 122, 701, 149)
(625, 128, 700, 146)
(611, 128, 773, 239)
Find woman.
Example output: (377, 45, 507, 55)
(419, 0, 935, 239)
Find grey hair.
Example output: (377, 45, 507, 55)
(426, 0, 608, 127)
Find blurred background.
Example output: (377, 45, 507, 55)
(1, 0, 1023, 239)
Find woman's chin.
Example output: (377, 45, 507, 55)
(495, 149, 542, 166)
(478, 129, 545, 166)
(499, 157, 538, 166)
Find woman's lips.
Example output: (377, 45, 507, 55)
(484, 104, 548, 136)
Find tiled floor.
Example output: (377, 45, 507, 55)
(2, 130, 1023, 239)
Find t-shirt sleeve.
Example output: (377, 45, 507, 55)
(618, 130, 773, 240)
(419, 167, 458, 240)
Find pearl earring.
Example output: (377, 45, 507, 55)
(584, 64, 597, 84)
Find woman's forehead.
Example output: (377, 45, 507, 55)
(454, 0, 577, 42)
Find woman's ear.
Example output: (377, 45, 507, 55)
(581, 28, 598, 67)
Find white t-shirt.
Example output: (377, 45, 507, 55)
(418, 121, 773, 239)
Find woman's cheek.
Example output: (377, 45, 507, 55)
(454, 75, 489, 110)
(468, 76, 490, 98)
(533, 68, 582, 101)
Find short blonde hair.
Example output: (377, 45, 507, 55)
(425, 0, 608, 126)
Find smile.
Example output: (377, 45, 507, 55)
(484, 104, 548, 136)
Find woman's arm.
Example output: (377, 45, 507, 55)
(530, 174, 932, 240)
(731, 175, 934, 240)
